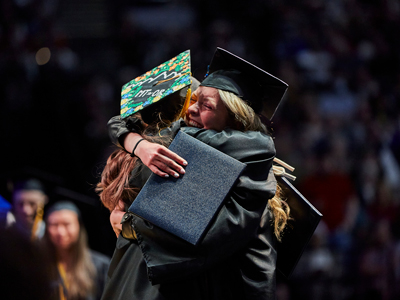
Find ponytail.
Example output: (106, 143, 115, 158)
(96, 149, 140, 211)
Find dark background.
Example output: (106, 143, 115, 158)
(1, 0, 400, 299)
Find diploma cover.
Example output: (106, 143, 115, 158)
(128, 130, 246, 246)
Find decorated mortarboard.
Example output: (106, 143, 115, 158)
(120, 50, 192, 119)
(201, 47, 288, 120)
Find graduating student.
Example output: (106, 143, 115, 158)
(7, 178, 48, 240)
(43, 201, 110, 300)
(97, 48, 290, 300)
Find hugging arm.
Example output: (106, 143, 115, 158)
(107, 116, 187, 177)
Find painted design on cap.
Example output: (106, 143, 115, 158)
(120, 50, 191, 119)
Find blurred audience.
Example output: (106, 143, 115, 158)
(7, 178, 48, 240)
(0, 194, 11, 227)
(0, 227, 54, 300)
(1, 0, 400, 299)
(43, 201, 110, 300)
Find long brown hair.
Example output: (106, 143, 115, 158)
(96, 149, 140, 211)
(96, 87, 190, 211)
(43, 218, 96, 300)
(96, 118, 172, 211)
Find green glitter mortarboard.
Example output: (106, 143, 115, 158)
(120, 50, 191, 119)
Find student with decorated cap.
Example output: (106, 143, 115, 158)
(99, 48, 291, 300)
(98, 50, 200, 221)
(105, 50, 197, 181)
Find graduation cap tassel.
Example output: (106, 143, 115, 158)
(178, 87, 192, 119)
(273, 158, 296, 181)
(273, 158, 295, 172)
(31, 204, 44, 241)
(273, 166, 296, 181)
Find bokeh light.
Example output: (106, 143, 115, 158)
(35, 47, 51, 65)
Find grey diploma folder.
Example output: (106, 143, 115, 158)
(128, 130, 246, 246)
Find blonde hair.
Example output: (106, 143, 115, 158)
(219, 89, 290, 241)
(218, 89, 267, 133)
(268, 183, 291, 242)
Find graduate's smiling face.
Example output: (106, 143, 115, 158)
(185, 86, 231, 131)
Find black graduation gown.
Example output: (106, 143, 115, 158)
(102, 117, 278, 300)
(90, 250, 110, 300)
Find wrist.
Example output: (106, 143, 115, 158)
(124, 132, 144, 153)
(131, 138, 146, 157)
(133, 139, 149, 159)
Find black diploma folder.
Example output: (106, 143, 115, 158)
(276, 176, 323, 278)
(128, 130, 246, 246)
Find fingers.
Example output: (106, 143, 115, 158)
(148, 165, 170, 178)
(136, 140, 188, 178)
(110, 205, 125, 237)
(113, 227, 121, 238)
(159, 147, 188, 168)
(148, 159, 183, 178)
(110, 216, 122, 237)
(145, 147, 187, 178)
(152, 155, 187, 178)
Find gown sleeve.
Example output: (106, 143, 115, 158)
(130, 127, 277, 285)
(107, 115, 184, 147)
(107, 115, 145, 147)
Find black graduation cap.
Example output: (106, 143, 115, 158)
(13, 178, 46, 193)
(276, 176, 323, 278)
(45, 200, 81, 220)
(201, 48, 288, 120)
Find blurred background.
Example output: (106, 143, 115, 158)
(1, 0, 400, 299)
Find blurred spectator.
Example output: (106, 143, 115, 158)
(0, 194, 11, 227)
(358, 219, 397, 300)
(300, 145, 359, 236)
(43, 201, 110, 300)
(7, 178, 48, 240)
(0, 227, 54, 300)
(289, 221, 336, 300)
